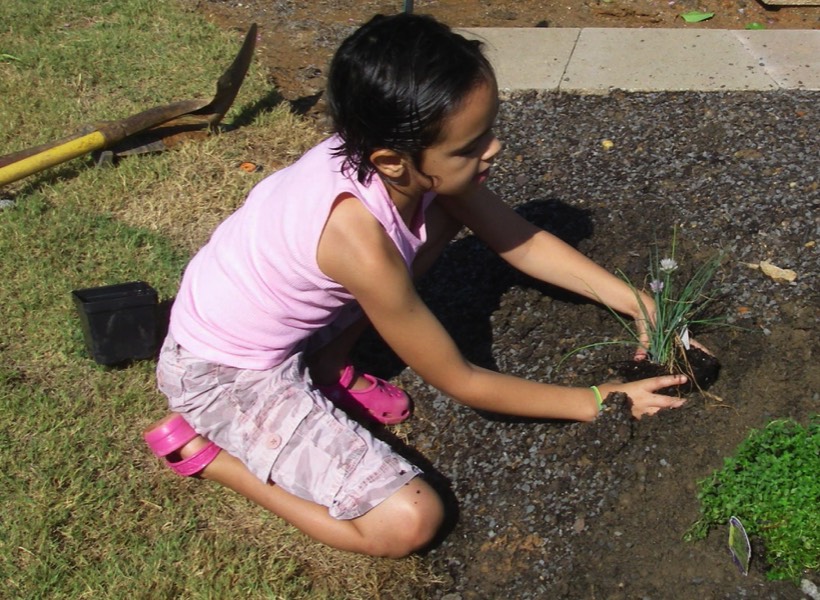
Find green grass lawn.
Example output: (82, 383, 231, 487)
(0, 1, 431, 597)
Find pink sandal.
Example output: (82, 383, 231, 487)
(318, 365, 411, 425)
(143, 413, 221, 477)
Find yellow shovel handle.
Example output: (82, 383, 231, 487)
(0, 131, 106, 187)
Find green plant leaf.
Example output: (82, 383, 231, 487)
(745, 22, 766, 30)
(681, 11, 715, 23)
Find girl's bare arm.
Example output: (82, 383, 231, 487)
(317, 195, 683, 420)
(441, 186, 654, 320)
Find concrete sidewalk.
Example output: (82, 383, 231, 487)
(462, 28, 820, 92)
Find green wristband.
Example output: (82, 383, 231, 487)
(590, 385, 604, 412)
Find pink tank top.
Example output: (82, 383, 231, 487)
(169, 136, 435, 369)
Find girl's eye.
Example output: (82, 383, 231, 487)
(457, 130, 494, 157)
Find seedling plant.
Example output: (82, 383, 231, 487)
(625, 228, 725, 370)
(564, 228, 726, 387)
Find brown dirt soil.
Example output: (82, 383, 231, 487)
(174, 2, 818, 598)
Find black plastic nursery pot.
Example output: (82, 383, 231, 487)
(71, 281, 159, 366)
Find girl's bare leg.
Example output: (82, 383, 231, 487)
(177, 432, 444, 558)
(155, 205, 457, 555)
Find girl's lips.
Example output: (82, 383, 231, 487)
(476, 168, 491, 184)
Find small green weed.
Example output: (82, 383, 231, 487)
(686, 418, 820, 581)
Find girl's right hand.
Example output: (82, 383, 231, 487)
(599, 375, 688, 419)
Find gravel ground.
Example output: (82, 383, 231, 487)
(353, 90, 818, 599)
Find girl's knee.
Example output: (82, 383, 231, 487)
(397, 478, 445, 539)
(359, 478, 444, 557)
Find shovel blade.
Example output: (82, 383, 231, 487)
(191, 23, 258, 126)
(0, 23, 257, 186)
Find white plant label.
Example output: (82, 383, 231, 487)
(728, 516, 751, 576)
(679, 326, 691, 350)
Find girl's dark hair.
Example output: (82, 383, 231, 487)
(326, 13, 495, 183)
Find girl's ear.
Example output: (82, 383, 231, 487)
(370, 149, 407, 180)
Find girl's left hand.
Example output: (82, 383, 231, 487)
(633, 316, 651, 360)
(630, 292, 714, 360)
(632, 291, 655, 360)
(633, 327, 713, 360)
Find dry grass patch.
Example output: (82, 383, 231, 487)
(94, 105, 324, 252)
(205, 490, 445, 599)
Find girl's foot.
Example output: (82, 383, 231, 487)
(143, 413, 221, 476)
(317, 365, 411, 425)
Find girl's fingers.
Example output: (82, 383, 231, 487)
(690, 338, 713, 355)
(633, 393, 685, 418)
(648, 374, 687, 392)
(633, 316, 651, 360)
(630, 375, 688, 418)
(653, 395, 686, 409)
(618, 375, 688, 418)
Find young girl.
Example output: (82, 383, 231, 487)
(144, 13, 688, 558)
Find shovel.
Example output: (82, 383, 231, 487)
(0, 23, 257, 187)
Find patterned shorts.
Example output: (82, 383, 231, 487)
(156, 334, 421, 519)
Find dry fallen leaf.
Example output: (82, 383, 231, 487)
(239, 161, 261, 173)
(759, 260, 798, 283)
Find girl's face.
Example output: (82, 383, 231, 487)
(415, 78, 502, 197)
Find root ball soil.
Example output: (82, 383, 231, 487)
(618, 347, 722, 395)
